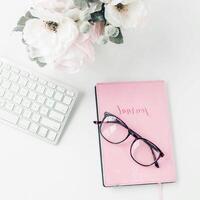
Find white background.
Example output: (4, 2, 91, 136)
(0, 0, 199, 199)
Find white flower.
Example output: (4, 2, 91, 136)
(79, 21, 91, 33)
(23, 7, 79, 64)
(32, 0, 74, 13)
(32, 0, 81, 21)
(104, 0, 147, 29)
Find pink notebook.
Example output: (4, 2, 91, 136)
(95, 81, 176, 187)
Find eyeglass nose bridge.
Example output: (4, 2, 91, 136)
(128, 129, 141, 139)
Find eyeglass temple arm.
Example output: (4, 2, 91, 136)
(93, 120, 122, 126)
(93, 121, 101, 124)
(150, 148, 159, 168)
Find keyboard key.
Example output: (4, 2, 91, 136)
(20, 88, 28, 96)
(40, 106, 49, 116)
(10, 84, 19, 93)
(5, 102, 14, 111)
(2, 69, 10, 79)
(23, 109, 32, 118)
(31, 103, 40, 111)
(9, 73, 19, 82)
(13, 95, 22, 104)
(38, 127, 48, 137)
(36, 85, 45, 93)
(2, 80, 11, 89)
(45, 88, 54, 97)
(47, 131, 57, 141)
(54, 92, 63, 101)
(27, 81, 36, 90)
(18, 77, 28, 86)
(57, 86, 65, 93)
(32, 113, 40, 122)
(30, 74, 38, 81)
(0, 88, 5, 97)
(40, 117, 60, 131)
(3, 64, 11, 70)
(37, 95, 46, 104)
(29, 123, 39, 133)
(0, 98, 5, 107)
(28, 91, 37, 100)
(66, 90, 74, 97)
(63, 96, 72, 105)
(45, 99, 55, 108)
(55, 103, 68, 114)
(18, 118, 30, 129)
(4, 91, 13, 100)
(49, 111, 64, 122)
(22, 99, 31, 108)
(13, 105, 22, 115)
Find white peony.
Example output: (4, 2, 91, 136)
(22, 7, 79, 64)
(104, 0, 147, 29)
(32, 0, 81, 21)
(32, 0, 74, 13)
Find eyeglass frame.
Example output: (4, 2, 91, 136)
(94, 112, 165, 168)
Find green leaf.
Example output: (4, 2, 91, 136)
(25, 11, 35, 19)
(22, 38, 26, 44)
(73, 0, 89, 9)
(31, 57, 46, 67)
(17, 16, 27, 26)
(36, 59, 46, 67)
(14, 10, 37, 32)
(13, 25, 24, 32)
(90, 10, 105, 22)
(109, 28, 124, 44)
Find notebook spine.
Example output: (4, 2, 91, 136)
(94, 86, 106, 187)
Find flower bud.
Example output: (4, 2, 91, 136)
(79, 21, 91, 33)
(96, 35, 109, 45)
(104, 25, 119, 37)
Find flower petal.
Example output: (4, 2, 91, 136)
(23, 19, 58, 49)
(105, 4, 123, 27)
(105, 0, 147, 29)
(55, 36, 95, 73)
(57, 17, 79, 49)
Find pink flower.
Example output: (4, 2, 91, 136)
(55, 38, 95, 73)
(55, 22, 104, 73)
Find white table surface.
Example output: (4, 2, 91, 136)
(0, 0, 199, 199)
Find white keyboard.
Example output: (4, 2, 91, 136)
(0, 58, 78, 144)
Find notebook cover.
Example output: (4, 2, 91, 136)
(95, 81, 176, 187)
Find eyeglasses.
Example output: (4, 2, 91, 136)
(94, 112, 164, 168)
